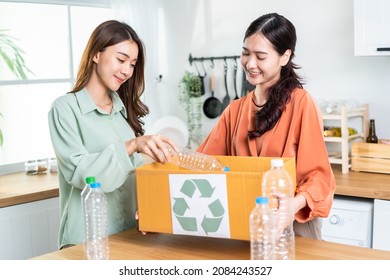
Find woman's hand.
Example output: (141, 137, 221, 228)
(272, 196, 294, 239)
(125, 135, 179, 163)
(272, 193, 306, 239)
(135, 211, 147, 235)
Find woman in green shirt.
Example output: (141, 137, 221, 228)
(48, 20, 176, 249)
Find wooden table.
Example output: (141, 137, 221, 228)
(32, 228, 390, 260)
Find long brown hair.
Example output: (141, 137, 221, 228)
(245, 13, 304, 139)
(70, 20, 148, 136)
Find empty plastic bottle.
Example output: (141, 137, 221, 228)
(250, 196, 274, 260)
(166, 145, 229, 172)
(84, 182, 109, 260)
(81, 176, 95, 217)
(261, 158, 295, 260)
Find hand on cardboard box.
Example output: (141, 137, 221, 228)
(135, 210, 149, 235)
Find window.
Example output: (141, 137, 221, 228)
(0, 1, 114, 170)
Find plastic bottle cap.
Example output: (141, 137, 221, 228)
(90, 182, 101, 189)
(271, 158, 284, 168)
(86, 176, 96, 184)
(255, 196, 269, 204)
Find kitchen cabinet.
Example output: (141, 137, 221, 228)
(323, 104, 368, 173)
(0, 197, 60, 260)
(354, 0, 390, 56)
(373, 199, 390, 251)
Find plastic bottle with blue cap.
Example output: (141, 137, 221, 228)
(250, 196, 274, 260)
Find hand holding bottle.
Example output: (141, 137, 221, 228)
(272, 195, 295, 240)
(163, 144, 229, 171)
(125, 135, 179, 163)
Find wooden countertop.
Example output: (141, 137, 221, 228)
(0, 172, 59, 208)
(0, 166, 389, 208)
(332, 165, 390, 200)
(32, 228, 390, 260)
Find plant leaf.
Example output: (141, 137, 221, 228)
(0, 29, 33, 79)
(0, 129, 3, 146)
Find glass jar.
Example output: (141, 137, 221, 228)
(25, 160, 38, 175)
(48, 157, 58, 173)
(36, 158, 48, 174)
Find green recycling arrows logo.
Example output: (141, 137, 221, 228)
(169, 174, 230, 238)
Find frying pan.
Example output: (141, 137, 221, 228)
(203, 74, 223, 119)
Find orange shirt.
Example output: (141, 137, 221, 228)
(197, 88, 335, 223)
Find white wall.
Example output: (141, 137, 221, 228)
(148, 0, 390, 141)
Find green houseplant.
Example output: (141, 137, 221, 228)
(178, 71, 203, 148)
(0, 29, 32, 146)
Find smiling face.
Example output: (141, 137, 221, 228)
(240, 33, 290, 91)
(92, 40, 139, 92)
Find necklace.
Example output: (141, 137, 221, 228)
(252, 98, 265, 108)
(97, 99, 113, 113)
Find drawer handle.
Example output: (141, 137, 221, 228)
(377, 48, 390, 52)
(329, 214, 340, 225)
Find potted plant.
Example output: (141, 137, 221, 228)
(0, 29, 32, 146)
(178, 71, 203, 148)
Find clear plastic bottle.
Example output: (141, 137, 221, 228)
(81, 176, 96, 247)
(261, 158, 295, 260)
(84, 182, 109, 260)
(166, 145, 229, 171)
(81, 176, 96, 215)
(250, 196, 274, 260)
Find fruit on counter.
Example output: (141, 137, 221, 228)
(323, 127, 358, 137)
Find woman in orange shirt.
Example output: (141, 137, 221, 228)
(197, 13, 335, 239)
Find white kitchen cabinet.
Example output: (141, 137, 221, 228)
(0, 197, 60, 260)
(322, 104, 368, 173)
(373, 199, 390, 251)
(321, 196, 373, 248)
(354, 0, 390, 56)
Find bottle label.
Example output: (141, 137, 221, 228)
(168, 174, 230, 238)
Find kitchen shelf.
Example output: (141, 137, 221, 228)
(323, 104, 368, 173)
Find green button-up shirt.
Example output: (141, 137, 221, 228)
(48, 88, 143, 249)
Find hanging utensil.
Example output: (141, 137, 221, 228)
(241, 69, 246, 97)
(233, 60, 239, 100)
(221, 60, 230, 110)
(241, 69, 255, 97)
(194, 60, 206, 96)
(203, 74, 223, 119)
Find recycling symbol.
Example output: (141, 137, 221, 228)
(171, 177, 228, 236)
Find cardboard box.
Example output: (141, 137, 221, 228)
(136, 156, 296, 241)
(351, 141, 390, 174)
